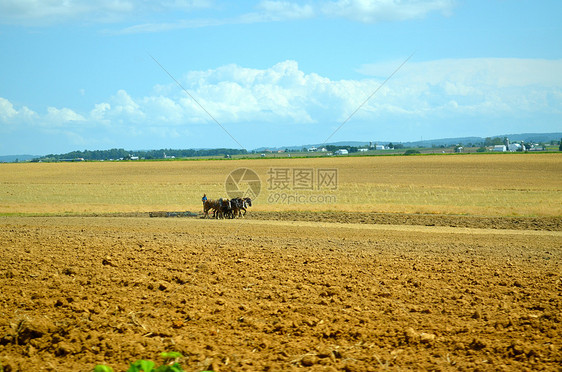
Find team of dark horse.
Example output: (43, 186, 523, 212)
(203, 197, 252, 219)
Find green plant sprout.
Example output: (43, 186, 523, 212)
(93, 352, 198, 372)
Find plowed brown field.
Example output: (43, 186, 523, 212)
(1, 215, 560, 371)
(1, 154, 561, 371)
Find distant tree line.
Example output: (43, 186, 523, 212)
(141, 148, 247, 159)
(325, 145, 359, 153)
(35, 148, 248, 162)
(30, 136, 562, 162)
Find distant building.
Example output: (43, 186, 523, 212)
(307, 147, 317, 152)
(507, 143, 522, 152)
(493, 145, 506, 152)
(375, 145, 385, 150)
(358, 148, 368, 152)
(335, 149, 348, 155)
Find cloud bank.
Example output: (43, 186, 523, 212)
(322, 0, 454, 22)
(2, 58, 560, 148)
(0, 0, 213, 26)
(0, 0, 454, 28)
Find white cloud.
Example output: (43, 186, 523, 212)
(45, 106, 86, 124)
(3, 0, 457, 32)
(178, 60, 336, 123)
(253, 0, 454, 23)
(360, 58, 562, 87)
(90, 102, 111, 122)
(0, 97, 37, 124)
(143, 95, 185, 123)
(79, 58, 561, 129)
(111, 1, 316, 35)
(0, 0, 90, 24)
(358, 58, 562, 116)
(322, 0, 454, 22)
(256, 1, 315, 20)
(0, 0, 213, 26)
(112, 89, 141, 116)
(112, 17, 226, 34)
(0, 97, 17, 121)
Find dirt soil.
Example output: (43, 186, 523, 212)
(0, 214, 561, 371)
(248, 212, 562, 231)
(71, 211, 562, 231)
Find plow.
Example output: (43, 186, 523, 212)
(148, 211, 199, 218)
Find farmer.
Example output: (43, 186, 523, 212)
(202, 194, 207, 208)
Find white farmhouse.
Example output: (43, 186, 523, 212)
(335, 149, 349, 155)
(493, 145, 506, 152)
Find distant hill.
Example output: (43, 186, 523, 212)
(494, 133, 562, 143)
(0, 154, 39, 163)
(254, 141, 370, 152)
(256, 132, 562, 152)
(402, 133, 562, 148)
(401, 136, 485, 148)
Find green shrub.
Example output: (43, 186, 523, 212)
(403, 149, 421, 155)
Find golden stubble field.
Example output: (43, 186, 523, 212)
(0, 153, 561, 371)
(1, 153, 561, 216)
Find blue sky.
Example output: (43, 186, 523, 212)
(0, 0, 561, 155)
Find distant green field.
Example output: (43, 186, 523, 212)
(1, 153, 560, 216)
